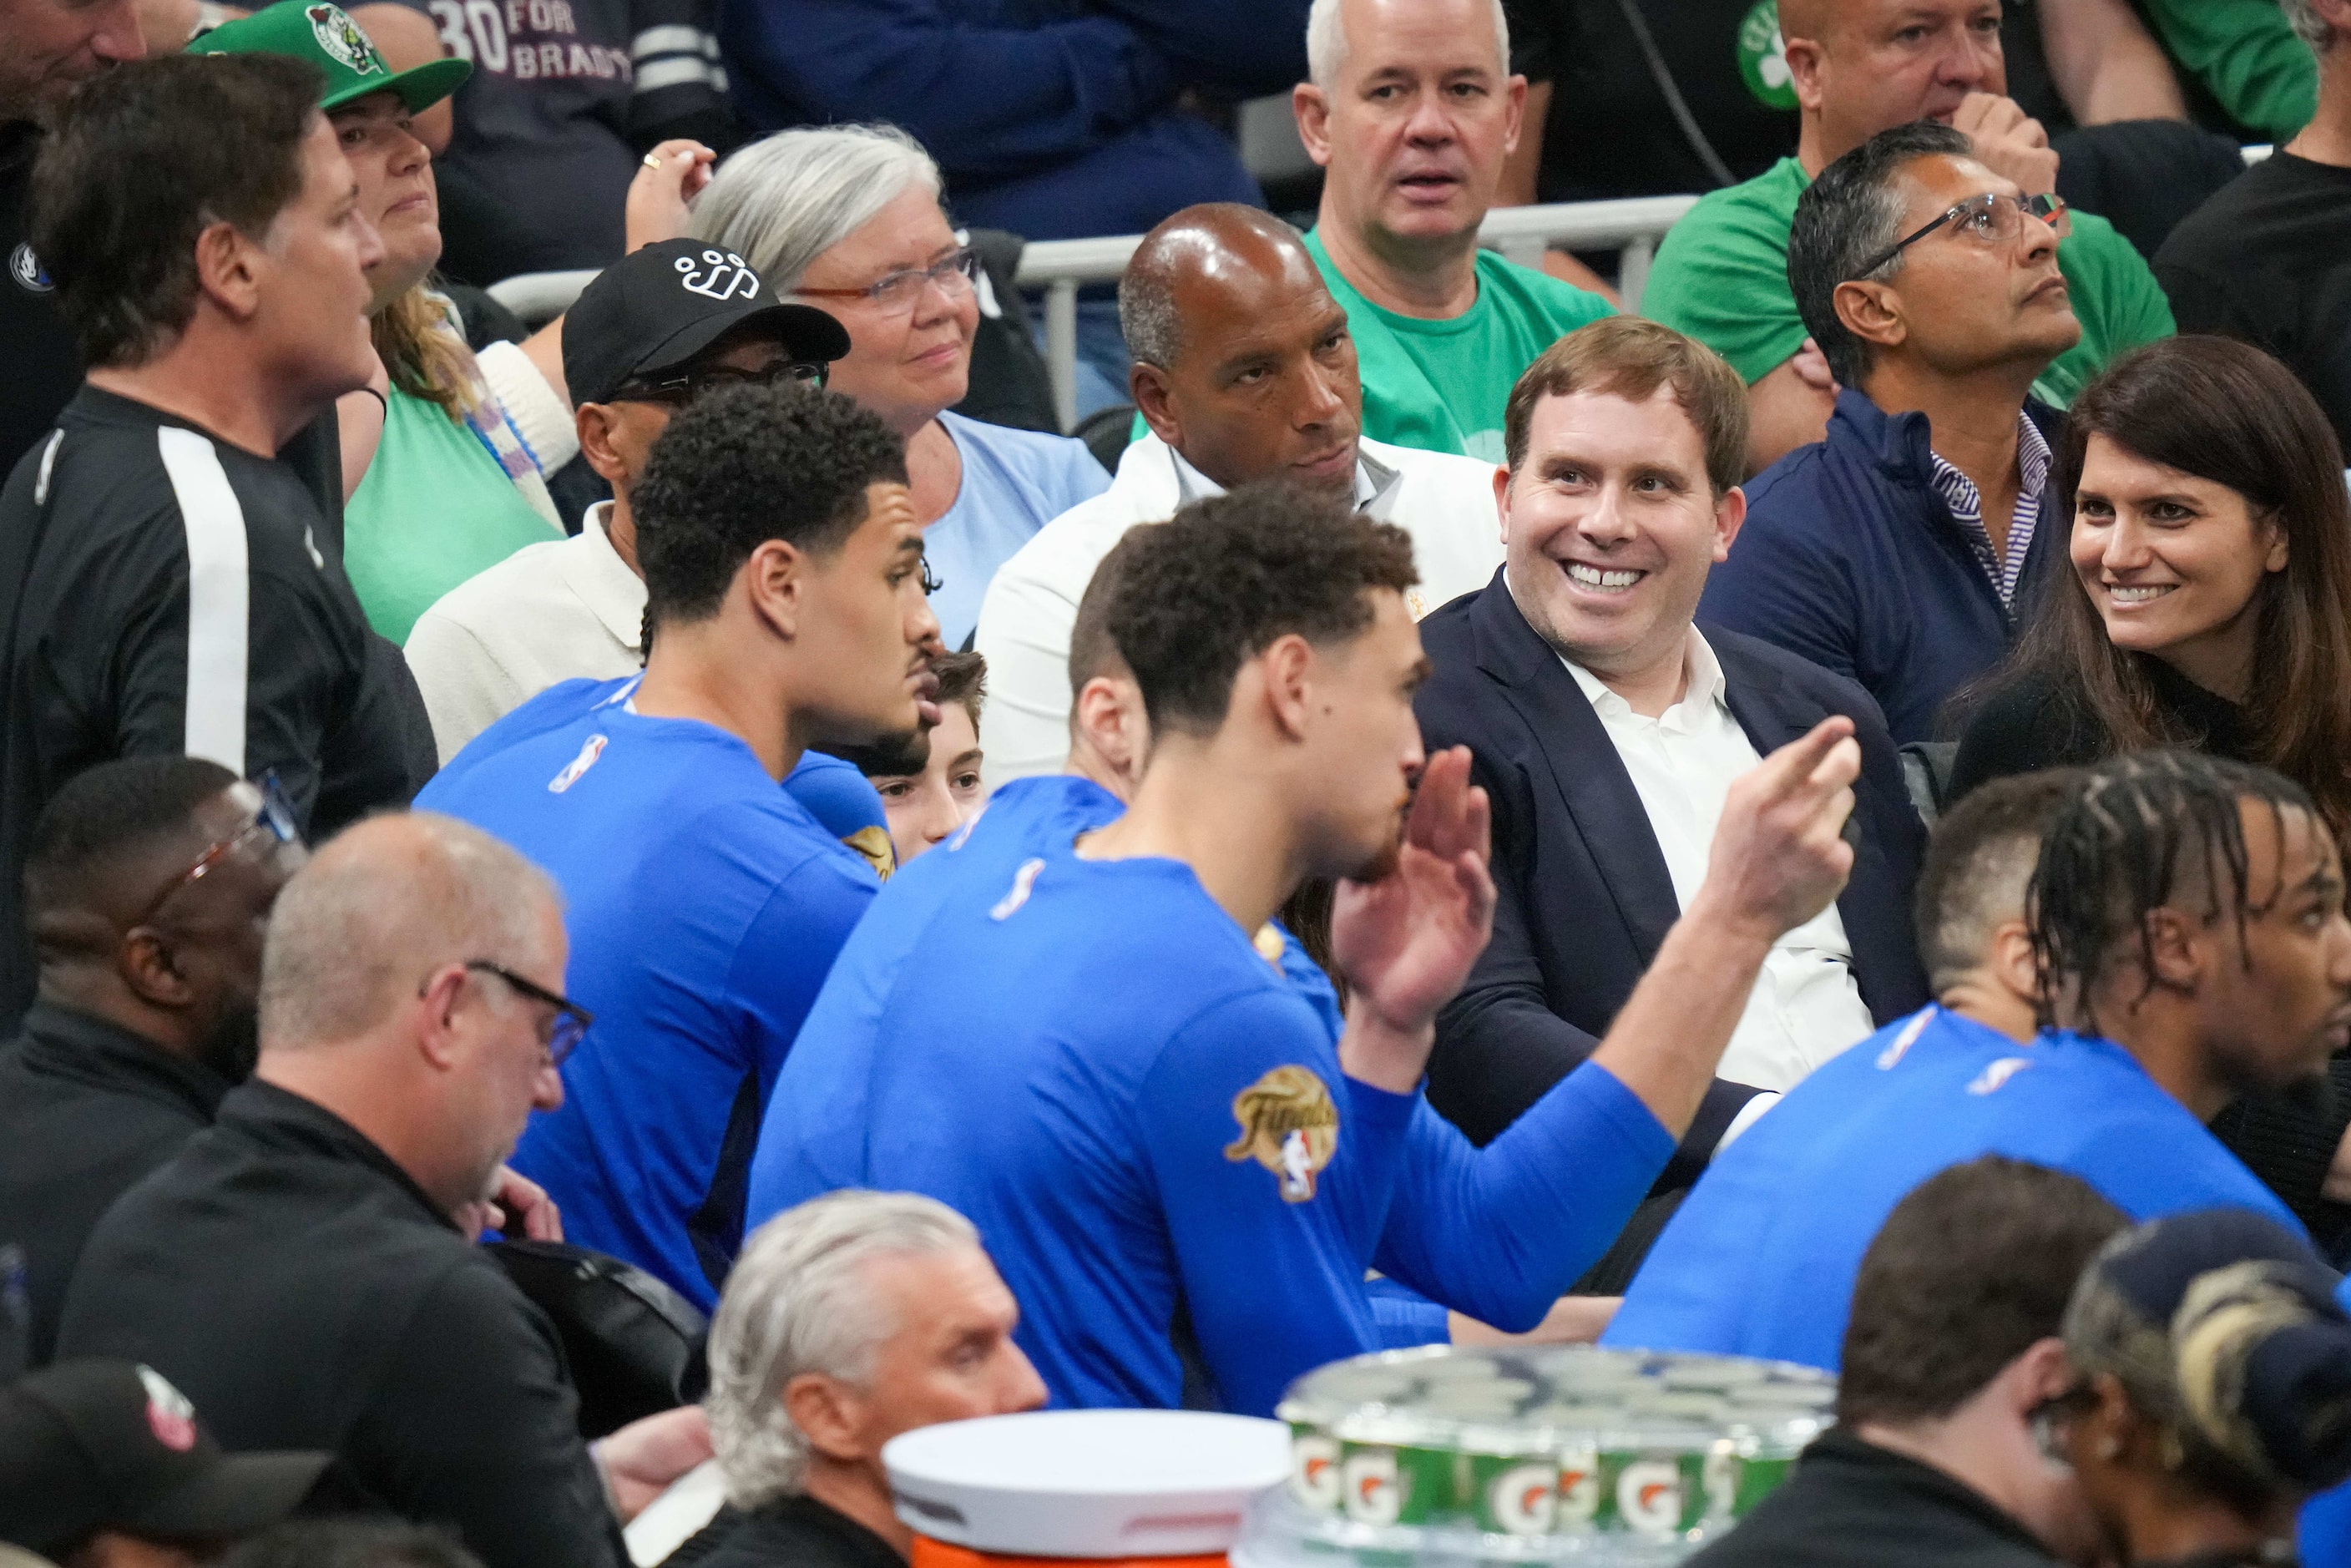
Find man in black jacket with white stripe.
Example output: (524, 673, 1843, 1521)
(0, 51, 433, 1031)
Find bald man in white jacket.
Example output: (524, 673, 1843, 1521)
(975, 203, 1505, 789)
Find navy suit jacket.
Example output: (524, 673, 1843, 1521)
(1414, 572, 1930, 1190)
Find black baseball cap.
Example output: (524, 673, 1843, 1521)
(0, 1361, 329, 1557)
(564, 239, 853, 408)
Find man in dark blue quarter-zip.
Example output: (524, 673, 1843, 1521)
(1701, 121, 2086, 743)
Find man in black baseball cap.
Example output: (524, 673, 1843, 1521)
(0, 1358, 326, 1565)
(403, 238, 850, 761)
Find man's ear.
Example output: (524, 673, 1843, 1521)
(1499, 73, 1527, 159)
(1834, 279, 1905, 357)
(1132, 363, 1181, 450)
(782, 1372, 868, 1465)
(414, 963, 468, 1072)
(1988, 917, 2040, 1010)
(1256, 632, 1317, 743)
(1293, 82, 1336, 169)
(575, 403, 628, 487)
(742, 538, 807, 643)
(2141, 905, 2205, 995)
(2000, 1335, 2075, 1417)
(1492, 463, 1514, 547)
(1782, 29, 1828, 117)
(193, 220, 267, 324)
(117, 928, 196, 1010)
(1711, 483, 1748, 563)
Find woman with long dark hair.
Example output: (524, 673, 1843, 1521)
(1949, 336, 2351, 835)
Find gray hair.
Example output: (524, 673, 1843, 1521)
(1306, 0, 1510, 89)
(707, 1191, 981, 1510)
(1787, 119, 1974, 389)
(689, 124, 945, 293)
(259, 812, 560, 1050)
(2278, 0, 2335, 50)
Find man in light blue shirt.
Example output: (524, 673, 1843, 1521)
(1610, 751, 2351, 1370)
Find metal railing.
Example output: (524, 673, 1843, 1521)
(1011, 195, 1701, 430)
(486, 194, 1704, 432)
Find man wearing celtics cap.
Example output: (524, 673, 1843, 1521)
(1641, 0, 2174, 474)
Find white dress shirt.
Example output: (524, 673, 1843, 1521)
(1562, 630, 1877, 1092)
(402, 500, 647, 763)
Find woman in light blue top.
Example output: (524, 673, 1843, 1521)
(693, 126, 1109, 647)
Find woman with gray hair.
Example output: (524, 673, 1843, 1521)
(694, 1191, 1045, 1568)
(691, 127, 1110, 649)
(2039, 1206, 2351, 1565)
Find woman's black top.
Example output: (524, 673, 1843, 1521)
(1949, 660, 2351, 1259)
(1948, 657, 2255, 800)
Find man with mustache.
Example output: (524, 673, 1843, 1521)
(845, 480, 1868, 1415)
(0, 758, 304, 1368)
(1640, 0, 2171, 475)
(1291, 0, 1612, 462)
(1699, 123, 2084, 744)
(417, 384, 947, 1310)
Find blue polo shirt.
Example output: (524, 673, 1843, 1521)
(828, 828, 1672, 1415)
(1605, 1006, 2300, 1370)
(417, 695, 878, 1308)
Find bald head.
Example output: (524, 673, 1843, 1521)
(1120, 204, 1363, 494)
(1777, 0, 1829, 40)
(260, 812, 561, 1052)
(1120, 204, 1327, 374)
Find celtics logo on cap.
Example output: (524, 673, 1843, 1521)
(307, 4, 386, 74)
(1225, 1065, 1338, 1203)
(1737, 1, 1797, 110)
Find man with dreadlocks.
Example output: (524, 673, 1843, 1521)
(1606, 749, 2351, 1373)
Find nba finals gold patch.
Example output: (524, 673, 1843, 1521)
(1225, 1065, 1339, 1202)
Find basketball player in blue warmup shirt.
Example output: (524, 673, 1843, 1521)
(841, 484, 1872, 1414)
(1610, 752, 2351, 1371)
(418, 387, 947, 1308)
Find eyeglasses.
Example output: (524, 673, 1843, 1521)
(794, 246, 979, 316)
(615, 357, 828, 405)
(918, 556, 943, 597)
(437, 959, 594, 1066)
(1848, 191, 2070, 281)
(129, 771, 303, 931)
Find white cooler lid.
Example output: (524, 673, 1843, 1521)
(884, 1409, 1289, 1558)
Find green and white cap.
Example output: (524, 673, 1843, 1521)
(194, 0, 471, 114)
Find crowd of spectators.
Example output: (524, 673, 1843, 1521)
(6, 0, 2351, 1565)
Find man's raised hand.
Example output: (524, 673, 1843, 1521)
(1691, 717, 1862, 948)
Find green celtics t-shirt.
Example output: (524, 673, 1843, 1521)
(346, 384, 563, 644)
(1641, 157, 2176, 409)
(1304, 229, 1615, 463)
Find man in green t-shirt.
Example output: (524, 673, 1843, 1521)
(1292, 0, 1612, 463)
(1642, 0, 2175, 474)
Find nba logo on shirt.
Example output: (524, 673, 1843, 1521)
(1968, 1057, 2034, 1095)
(548, 734, 607, 793)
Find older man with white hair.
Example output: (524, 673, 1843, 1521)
(55, 812, 709, 1568)
(1290, 0, 1612, 461)
(698, 1191, 1047, 1568)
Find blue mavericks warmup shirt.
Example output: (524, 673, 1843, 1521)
(841, 832, 1675, 1416)
(417, 691, 879, 1308)
(749, 774, 1126, 1219)
(1605, 1005, 2300, 1370)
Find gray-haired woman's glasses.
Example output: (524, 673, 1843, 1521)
(1849, 191, 2069, 281)
(795, 246, 980, 316)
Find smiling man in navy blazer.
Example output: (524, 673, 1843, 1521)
(1416, 317, 1927, 1192)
